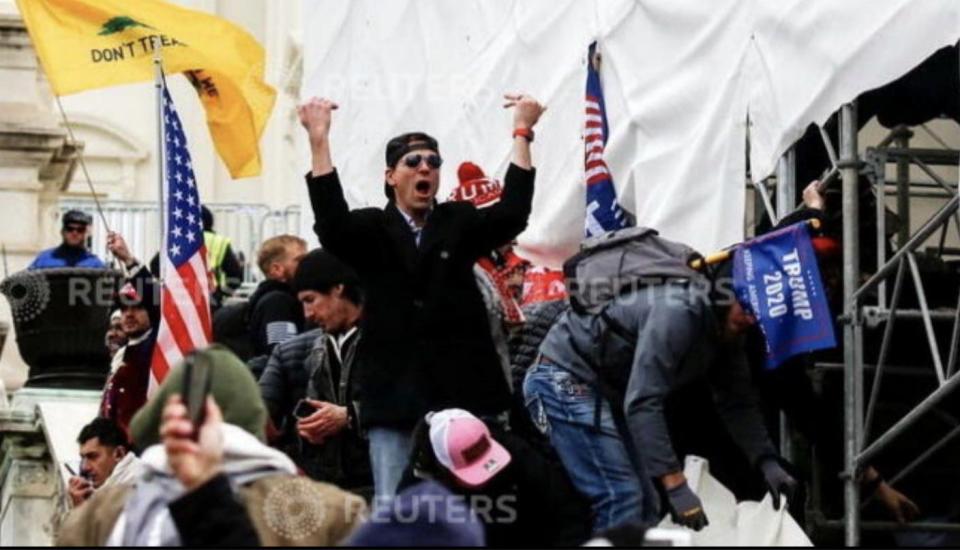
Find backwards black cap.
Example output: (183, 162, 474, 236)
(384, 132, 439, 201)
(385, 132, 439, 167)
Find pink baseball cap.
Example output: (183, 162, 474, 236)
(427, 409, 512, 488)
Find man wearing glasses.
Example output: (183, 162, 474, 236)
(299, 93, 545, 499)
(29, 209, 106, 270)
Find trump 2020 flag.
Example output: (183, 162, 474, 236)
(150, 80, 212, 393)
(584, 41, 632, 238)
(733, 221, 836, 369)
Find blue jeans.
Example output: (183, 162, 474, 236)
(523, 360, 659, 532)
(367, 427, 414, 500)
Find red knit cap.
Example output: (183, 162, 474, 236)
(448, 162, 503, 208)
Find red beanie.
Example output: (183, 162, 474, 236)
(448, 162, 503, 208)
(457, 161, 485, 184)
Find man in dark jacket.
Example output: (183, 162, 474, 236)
(259, 249, 371, 494)
(298, 92, 545, 498)
(526, 275, 797, 532)
(291, 250, 370, 492)
(259, 328, 318, 445)
(100, 231, 160, 439)
(247, 235, 307, 362)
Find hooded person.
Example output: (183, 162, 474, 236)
(59, 345, 367, 547)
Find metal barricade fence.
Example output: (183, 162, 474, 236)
(55, 200, 301, 283)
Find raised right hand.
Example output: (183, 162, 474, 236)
(160, 395, 225, 492)
(298, 97, 339, 147)
(106, 231, 134, 265)
(802, 180, 825, 210)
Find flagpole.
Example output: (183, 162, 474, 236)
(688, 218, 822, 270)
(153, 39, 166, 283)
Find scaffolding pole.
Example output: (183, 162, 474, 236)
(856, 370, 960, 467)
(840, 101, 862, 547)
(776, 147, 797, 461)
(777, 147, 797, 216)
(895, 129, 913, 247)
(853, 194, 960, 304)
(804, 116, 960, 542)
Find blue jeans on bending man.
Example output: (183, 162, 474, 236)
(523, 359, 660, 532)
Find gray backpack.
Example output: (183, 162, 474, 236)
(563, 226, 705, 314)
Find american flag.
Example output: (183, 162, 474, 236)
(584, 41, 632, 238)
(149, 80, 212, 393)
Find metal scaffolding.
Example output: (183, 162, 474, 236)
(773, 107, 960, 545)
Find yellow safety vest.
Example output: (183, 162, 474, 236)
(204, 231, 232, 290)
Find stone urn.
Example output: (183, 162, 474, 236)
(1, 268, 122, 389)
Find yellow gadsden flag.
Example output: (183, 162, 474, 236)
(16, 0, 276, 178)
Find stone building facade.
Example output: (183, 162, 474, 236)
(0, 0, 308, 389)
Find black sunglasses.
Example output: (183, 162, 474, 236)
(63, 225, 87, 234)
(402, 153, 442, 170)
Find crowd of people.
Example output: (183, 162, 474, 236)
(31, 91, 931, 547)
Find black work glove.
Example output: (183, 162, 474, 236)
(666, 482, 709, 531)
(759, 457, 798, 510)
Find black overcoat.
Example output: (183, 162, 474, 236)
(306, 164, 535, 428)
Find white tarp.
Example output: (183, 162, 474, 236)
(658, 455, 812, 546)
(302, 1, 960, 266)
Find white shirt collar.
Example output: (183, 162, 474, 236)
(397, 206, 431, 246)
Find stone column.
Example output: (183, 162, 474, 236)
(0, 12, 81, 389)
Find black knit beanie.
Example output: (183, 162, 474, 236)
(293, 249, 360, 295)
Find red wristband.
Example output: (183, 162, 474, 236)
(513, 127, 534, 142)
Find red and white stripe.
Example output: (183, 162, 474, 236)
(584, 96, 611, 185)
(148, 246, 212, 394)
